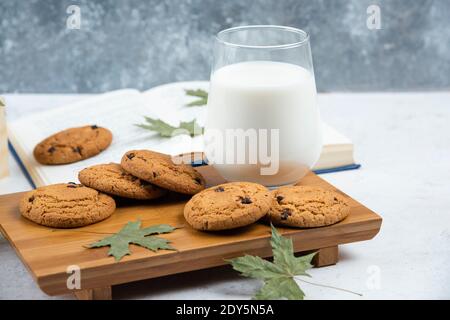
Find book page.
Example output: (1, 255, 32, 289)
(8, 86, 207, 186)
(321, 122, 352, 147)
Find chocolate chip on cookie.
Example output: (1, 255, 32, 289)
(19, 183, 116, 228)
(78, 163, 166, 200)
(33, 125, 113, 165)
(280, 208, 292, 220)
(239, 196, 253, 204)
(183, 182, 271, 231)
(120, 150, 205, 195)
(214, 186, 225, 192)
(267, 185, 350, 228)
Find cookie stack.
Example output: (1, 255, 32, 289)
(21, 149, 206, 228)
(79, 150, 205, 199)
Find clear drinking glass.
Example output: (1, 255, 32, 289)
(205, 25, 322, 187)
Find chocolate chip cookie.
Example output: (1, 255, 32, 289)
(184, 182, 271, 231)
(33, 125, 112, 165)
(20, 183, 116, 228)
(267, 185, 350, 228)
(78, 163, 166, 200)
(121, 150, 205, 195)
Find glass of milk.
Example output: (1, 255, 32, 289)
(205, 25, 322, 187)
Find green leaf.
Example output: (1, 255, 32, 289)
(136, 117, 177, 137)
(270, 224, 295, 269)
(254, 277, 305, 300)
(270, 224, 315, 277)
(291, 252, 316, 277)
(185, 89, 208, 106)
(0, 96, 5, 107)
(226, 224, 317, 300)
(88, 220, 176, 261)
(227, 255, 285, 280)
(140, 224, 176, 234)
(185, 89, 208, 99)
(179, 119, 204, 136)
(136, 117, 203, 137)
(187, 98, 207, 107)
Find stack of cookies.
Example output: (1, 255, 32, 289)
(78, 150, 206, 201)
(22, 148, 206, 228)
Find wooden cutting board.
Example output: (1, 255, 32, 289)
(0, 166, 382, 300)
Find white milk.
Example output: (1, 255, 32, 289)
(205, 61, 322, 186)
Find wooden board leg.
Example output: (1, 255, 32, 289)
(74, 286, 112, 300)
(313, 246, 339, 267)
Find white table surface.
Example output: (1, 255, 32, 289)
(1, 92, 449, 300)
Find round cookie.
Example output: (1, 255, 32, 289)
(267, 185, 350, 228)
(121, 150, 205, 195)
(78, 163, 166, 200)
(184, 182, 271, 231)
(20, 183, 116, 228)
(33, 125, 112, 165)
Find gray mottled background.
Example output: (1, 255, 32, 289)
(0, 0, 449, 93)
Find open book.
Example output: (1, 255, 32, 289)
(8, 81, 358, 187)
